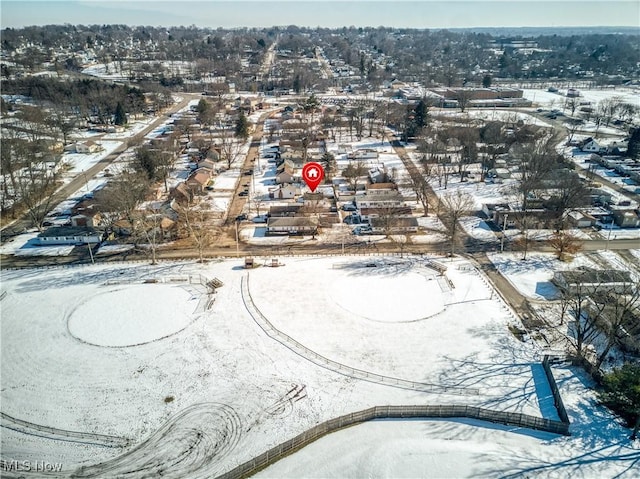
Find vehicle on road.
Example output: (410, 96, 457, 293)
(352, 225, 372, 235)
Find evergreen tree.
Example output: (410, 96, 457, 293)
(414, 99, 428, 129)
(482, 74, 492, 88)
(235, 111, 249, 139)
(598, 363, 640, 439)
(292, 74, 301, 94)
(114, 101, 127, 126)
(627, 127, 640, 159)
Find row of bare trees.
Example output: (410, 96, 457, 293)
(559, 277, 640, 370)
(1, 119, 64, 228)
(94, 170, 218, 264)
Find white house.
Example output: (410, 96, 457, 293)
(75, 140, 102, 154)
(266, 217, 318, 235)
(370, 217, 419, 234)
(269, 184, 300, 199)
(365, 183, 398, 196)
(37, 226, 102, 245)
(580, 138, 603, 153)
(567, 210, 596, 228)
(356, 193, 404, 209)
(348, 149, 379, 161)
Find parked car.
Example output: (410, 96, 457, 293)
(235, 214, 247, 221)
(352, 225, 372, 235)
(238, 191, 249, 197)
(343, 214, 362, 225)
(341, 204, 357, 212)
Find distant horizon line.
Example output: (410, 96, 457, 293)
(3, 24, 638, 31)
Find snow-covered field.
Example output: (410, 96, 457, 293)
(522, 87, 640, 110)
(1, 255, 637, 478)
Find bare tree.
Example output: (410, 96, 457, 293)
(548, 231, 583, 261)
(133, 205, 163, 265)
(455, 89, 474, 113)
(440, 190, 474, 256)
(564, 96, 579, 117)
(177, 199, 215, 263)
(218, 128, 244, 170)
(548, 169, 589, 231)
(1, 131, 62, 230)
(342, 161, 367, 192)
(561, 273, 609, 360)
(94, 171, 150, 235)
(594, 286, 640, 369)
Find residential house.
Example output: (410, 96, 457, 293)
(186, 168, 213, 194)
(266, 217, 318, 235)
(370, 217, 419, 234)
(348, 149, 379, 161)
(552, 268, 634, 295)
(360, 207, 413, 222)
(198, 158, 219, 172)
(491, 206, 558, 230)
(365, 183, 398, 196)
(75, 140, 102, 154)
(70, 213, 100, 228)
(579, 137, 603, 153)
(268, 204, 303, 217)
(37, 226, 102, 245)
(589, 188, 614, 206)
(170, 183, 194, 205)
(356, 193, 404, 209)
(269, 184, 300, 199)
(613, 209, 640, 228)
(482, 203, 510, 220)
(275, 161, 297, 184)
(159, 217, 177, 240)
(567, 210, 597, 228)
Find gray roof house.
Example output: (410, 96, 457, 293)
(552, 268, 634, 295)
(38, 226, 102, 245)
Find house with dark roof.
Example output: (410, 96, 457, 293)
(37, 226, 102, 245)
(552, 268, 634, 295)
(266, 217, 318, 235)
(370, 217, 419, 234)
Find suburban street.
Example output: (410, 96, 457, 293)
(0, 94, 197, 241)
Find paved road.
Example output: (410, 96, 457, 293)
(224, 110, 274, 226)
(0, 95, 196, 242)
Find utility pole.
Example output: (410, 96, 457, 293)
(500, 213, 509, 253)
(87, 242, 95, 264)
(235, 220, 240, 258)
(605, 216, 615, 250)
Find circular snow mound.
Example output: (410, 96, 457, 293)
(331, 272, 444, 322)
(68, 284, 196, 347)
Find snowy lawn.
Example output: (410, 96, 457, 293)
(1, 256, 636, 477)
(0, 233, 76, 256)
(486, 252, 601, 300)
(59, 141, 122, 178)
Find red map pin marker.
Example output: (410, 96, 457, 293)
(302, 162, 324, 192)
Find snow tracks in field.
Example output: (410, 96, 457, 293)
(1, 412, 129, 448)
(71, 403, 241, 478)
(241, 274, 478, 396)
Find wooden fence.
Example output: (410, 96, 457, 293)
(216, 404, 569, 479)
